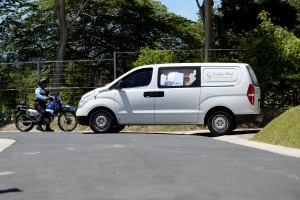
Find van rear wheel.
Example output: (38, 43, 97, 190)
(89, 110, 115, 133)
(207, 110, 234, 136)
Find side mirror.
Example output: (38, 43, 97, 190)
(117, 81, 124, 90)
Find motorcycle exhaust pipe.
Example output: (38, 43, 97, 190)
(22, 120, 38, 123)
(22, 118, 50, 124)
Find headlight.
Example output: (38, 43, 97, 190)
(78, 95, 92, 108)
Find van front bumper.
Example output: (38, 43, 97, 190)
(235, 114, 263, 124)
(77, 116, 89, 126)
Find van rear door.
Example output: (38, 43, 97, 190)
(246, 65, 261, 111)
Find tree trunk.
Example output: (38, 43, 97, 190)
(52, 0, 89, 97)
(52, 0, 68, 96)
(196, 0, 216, 61)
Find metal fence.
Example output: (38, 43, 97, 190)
(0, 49, 238, 126)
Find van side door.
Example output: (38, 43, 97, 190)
(114, 67, 155, 124)
(155, 66, 201, 123)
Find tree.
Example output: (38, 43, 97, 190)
(0, 0, 205, 97)
(196, 0, 216, 51)
(52, 0, 89, 96)
(0, 0, 203, 62)
(215, 0, 299, 48)
(288, 0, 300, 37)
(235, 11, 300, 107)
(0, 0, 45, 62)
(132, 44, 179, 67)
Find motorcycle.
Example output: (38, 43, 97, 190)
(15, 92, 78, 132)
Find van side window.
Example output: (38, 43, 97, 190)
(120, 68, 153, 88)
(109, 68, 153, 90)
(158, 67, 200, 88)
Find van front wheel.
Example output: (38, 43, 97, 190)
(207, 111, 234, 136)
(89, 110, 115, 133)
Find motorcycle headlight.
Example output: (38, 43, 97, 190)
(78, 94, 92, 108)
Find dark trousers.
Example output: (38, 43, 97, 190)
(35, 101, 47, 125)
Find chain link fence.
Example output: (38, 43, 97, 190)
(0, 49, 242, 126)
(0, 59, 114, 126)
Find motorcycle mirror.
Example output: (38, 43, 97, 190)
(24, 92, 28, 96)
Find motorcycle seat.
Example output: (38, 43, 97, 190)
(28, 106, 36, 110)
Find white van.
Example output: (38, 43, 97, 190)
(76, 63, 263, 136)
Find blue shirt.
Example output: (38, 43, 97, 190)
(35, 86, 50, 101)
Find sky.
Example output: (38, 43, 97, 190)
(157, 0, 220, 22)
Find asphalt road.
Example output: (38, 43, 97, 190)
(0, 131, 300, 200)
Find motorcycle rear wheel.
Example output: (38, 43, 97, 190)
(58, 111, 77, 131)
(15, 113, 34, 132)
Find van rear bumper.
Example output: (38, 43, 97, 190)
(235, 114, 263, 124)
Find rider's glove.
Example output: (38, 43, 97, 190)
(49, 96, 54, 101)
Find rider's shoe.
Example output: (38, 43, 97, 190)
(36, 124, 45, 132)
(45, 126, 54, 132)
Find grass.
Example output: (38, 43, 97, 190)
(123, 124, 207, 133)
(250, 105, 300, 149)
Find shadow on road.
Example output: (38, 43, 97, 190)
(192, 129, 260, 137)
(82, 129, 260, 138)
(0, 188, 23, 194)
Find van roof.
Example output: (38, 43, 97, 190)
(153, 63, 248, 67)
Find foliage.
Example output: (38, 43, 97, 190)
(0, 0, 51, 62)
(132, 44, 179, 67)
(250, 105, 300, 149)
(235, 11, 300, 107)
(215, 0, 299, 48)
(0, 62, 38, 122)
(0, 0, 204, 62)
(132, 42, 208, 68)
(288, 0, 300, 37)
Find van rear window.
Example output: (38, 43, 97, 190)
(246, 66, 259, 86)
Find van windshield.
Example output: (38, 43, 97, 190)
(246, 65, 259, 86)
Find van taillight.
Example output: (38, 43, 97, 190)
(247, 84, 255, 105)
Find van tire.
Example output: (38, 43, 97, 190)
(89, 110, 115, 133)
(207, 110, 234, 136)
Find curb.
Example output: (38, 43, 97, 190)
(214, 135, 300, 158)
(159, 129, 300, 159)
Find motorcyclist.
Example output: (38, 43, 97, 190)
(35, 78, 54, 132)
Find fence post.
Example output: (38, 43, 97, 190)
(113, 51, 116, 80)
(37, 61, 40, 80)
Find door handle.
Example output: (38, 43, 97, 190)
(157, 91, 164, 97)
(144, 92, 164, 98)
(144, 92, 152, 97)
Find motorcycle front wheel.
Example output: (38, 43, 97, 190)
(58, 111, 78, 131)
(15, 113, 35, 132)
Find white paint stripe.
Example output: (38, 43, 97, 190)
(0, 139, 16, 153)
(23, 152, 40, 155)
(0, 172, 15, 176)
